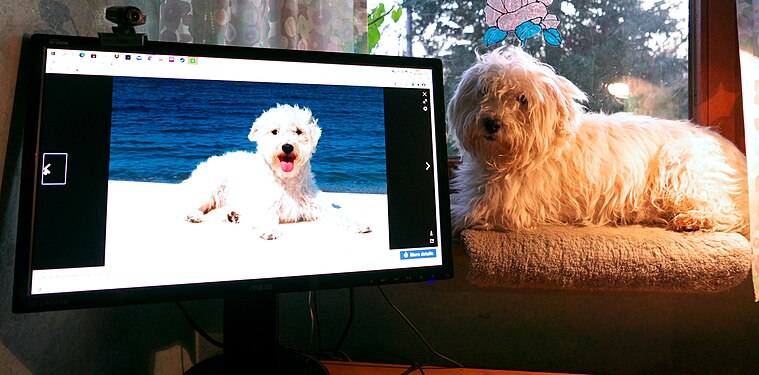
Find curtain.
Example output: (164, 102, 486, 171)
(736, 0, 759, 301)
(158, 0, 368, 53)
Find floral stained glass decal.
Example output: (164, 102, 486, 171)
(483, 0, 562, 46)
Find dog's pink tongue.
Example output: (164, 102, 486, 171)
(280, 161, 294, 172)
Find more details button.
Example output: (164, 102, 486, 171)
(400, 249, 437, 260)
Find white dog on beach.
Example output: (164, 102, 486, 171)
(448, 46, 749, 235)
(181, 104, 371, 240)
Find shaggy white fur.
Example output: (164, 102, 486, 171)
(181, 104, 370, 240)
(448, 46, 749, 236)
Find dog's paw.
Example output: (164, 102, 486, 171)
(186, 211, 205, 223)
(258, 227, 282, 240)
(668, 213, 714, 232)
(357, 225, 372, 234)
(227, 211, 240, 223)
(349, 222, 372, 234)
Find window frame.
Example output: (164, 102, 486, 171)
(691, 0, 745, 153)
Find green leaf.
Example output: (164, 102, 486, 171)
(367, 3, 404, 53)
(391, 7, 403, 23)
(369, 3, 385, 21)
(368, 3, 386, 28)
(368, 27, 381, 52)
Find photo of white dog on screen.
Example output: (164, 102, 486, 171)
(181, 104, 371, 240)
(448, 46, 749, 235)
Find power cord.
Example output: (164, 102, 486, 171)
(176, 301, 224, 349)
(377, 286, 464, 368)
(401, 363, 427, 375)
(308, 290, 323, 352)
(332, 287, 355, 360)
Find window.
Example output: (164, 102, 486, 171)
(369, 0, 689, 121)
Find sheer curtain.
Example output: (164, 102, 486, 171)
(736, 0, 759, 301)
(158, 0, 368, 53)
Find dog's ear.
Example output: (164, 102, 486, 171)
(535, 73, 587, 139)
(297, 107, 321, 144)
(248, 120, 261, 142)
(447, 62, 486, 152)
(308, 117, 321, 143)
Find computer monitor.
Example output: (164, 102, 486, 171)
(7, 33, 452, 371)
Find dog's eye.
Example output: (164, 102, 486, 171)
(517, 95, 528, 105)
(296, 129, 303, 135)
(271, 129, 278, 135)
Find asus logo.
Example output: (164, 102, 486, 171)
(248, 284, 273, 292)
(29, 299, 69, 309)
(48, 39, 69, 46)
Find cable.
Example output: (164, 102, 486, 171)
(308, 290, 323, 352)
(333, 287, 355, 360)
(279, 346, 331, 375)
(401, 363, 426, 375)
(309, 291, 315, 350)
(376, 286, 464, 368)
(176, 301, 225, 349)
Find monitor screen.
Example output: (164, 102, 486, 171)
(11, 34, 452, 313)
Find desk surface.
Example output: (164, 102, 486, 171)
(322, 361, 573, 375)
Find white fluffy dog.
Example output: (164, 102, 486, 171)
(448, 46, 749, 235)
(181, 104, 370, 240)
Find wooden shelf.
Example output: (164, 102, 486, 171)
(322, 361, 575, 375)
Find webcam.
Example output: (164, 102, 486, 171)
(105, 6, 146, 28)
(99, 6, 147, 46)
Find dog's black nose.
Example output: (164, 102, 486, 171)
(483, 118, 501, 134)
(282, 144, 294, 154)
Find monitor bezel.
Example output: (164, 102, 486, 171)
(10, 33, 453, 313)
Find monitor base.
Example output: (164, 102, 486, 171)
(184, 293, 328, 375)
(184, 349, 329, 375)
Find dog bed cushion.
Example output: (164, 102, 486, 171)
(461, 225, 751, 293)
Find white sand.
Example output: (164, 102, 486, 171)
(32, 181, 439, 294)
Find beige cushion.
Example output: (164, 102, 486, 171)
(462, 226, 751, 293)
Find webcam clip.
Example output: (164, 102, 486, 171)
(99, 6, 147, 47)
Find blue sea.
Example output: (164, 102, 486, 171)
(109, 77, 387, 194)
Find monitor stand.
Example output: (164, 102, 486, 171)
(185, 291, 328, 374)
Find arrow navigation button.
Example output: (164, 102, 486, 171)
(41, 153, 68, 185)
